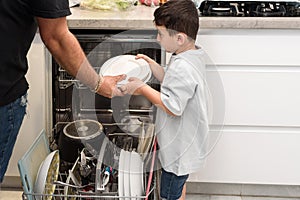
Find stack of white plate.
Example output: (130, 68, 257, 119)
(100, 55, 152, 85)
(118, 149, 144, 200)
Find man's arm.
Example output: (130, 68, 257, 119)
(36, 17, 124, 97)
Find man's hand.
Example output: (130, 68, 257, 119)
(97, 74, 126, 98)
(119, 77, 146, 95)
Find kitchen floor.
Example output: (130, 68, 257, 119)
(0, 189, 23, 200)
(1, 189, 300, 200)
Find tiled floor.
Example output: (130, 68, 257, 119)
(187, 195, 300, 200)
(1, 190, 300, 200)
(0, 190, 23, 200)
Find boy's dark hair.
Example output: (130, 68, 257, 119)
(153, 0, 199, 40)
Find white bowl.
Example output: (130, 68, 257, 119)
(34, 150, 60, 200)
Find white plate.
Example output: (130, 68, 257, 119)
(137, 124, 155, 160)
(118, 149, 125, 200)
(130, 151, 144, 200)
(100, 55, 151, 85)
(95, 137, 109, 192)
(34, 150, 60, 200)
(123, 150, 131, 200)
(64, 157, 80, 200)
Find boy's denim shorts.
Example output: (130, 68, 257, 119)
(160, 168, 189, 200)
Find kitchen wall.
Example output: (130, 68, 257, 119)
(3, 34, 46, 185)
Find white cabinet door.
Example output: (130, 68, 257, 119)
(197, 29, 300, 66)
(214, 67, 300, 126)
(188, 29, 300, 184)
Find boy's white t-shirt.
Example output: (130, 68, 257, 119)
(155, 48, 210, 176)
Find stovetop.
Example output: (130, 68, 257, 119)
(199, 1, 300, 16)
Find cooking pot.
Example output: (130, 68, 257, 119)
(58, 119, 104, 163)
(129, 95, 152, 109)
(129, 83, 160, 109)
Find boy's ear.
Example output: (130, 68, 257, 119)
(176, 33, 187, 45)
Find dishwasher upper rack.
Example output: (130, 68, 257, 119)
(54, 67, 156, 120)
(57, 66, 100, 90)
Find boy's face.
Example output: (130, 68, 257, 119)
(156, 26, 179, 54)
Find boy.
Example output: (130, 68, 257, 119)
(121, 0, 209, 199)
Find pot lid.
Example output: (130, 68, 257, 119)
(63, 119, 103, 140)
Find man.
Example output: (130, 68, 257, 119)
(0, 0, 124, 183)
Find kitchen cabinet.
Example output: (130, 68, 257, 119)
(188, 29, 300, 185)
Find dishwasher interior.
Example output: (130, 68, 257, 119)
(47, 29, 164, 199)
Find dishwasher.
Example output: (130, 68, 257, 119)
(18, 29, 165, 200)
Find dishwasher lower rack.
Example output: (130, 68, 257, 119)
(19, 128, 160, 200)
(22, 171, 158, 200)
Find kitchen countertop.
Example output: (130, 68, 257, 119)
(67, 5, 300, 30)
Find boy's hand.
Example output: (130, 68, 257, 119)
(136, 54, 165, 82)
(98, 74, 126, 97)
(135, 54, 156, 64)
(120, 77, 146, 95)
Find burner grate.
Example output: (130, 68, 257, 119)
(199, 1, 300, 17)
